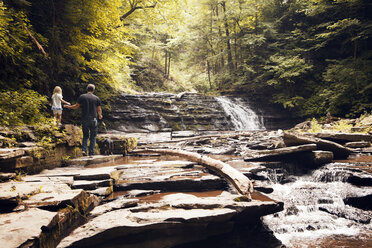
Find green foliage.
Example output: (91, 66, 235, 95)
(0, 89, 48, 126)
(0, 2, 48, 92)
(34, 119, 65, 147)
(308, 118, 322, 133)
(331, 119, 353, 132)
(208, 0, 372, 118)
(1, 0, 371, 122)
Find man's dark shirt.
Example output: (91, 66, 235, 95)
(77, 93, 101, 120)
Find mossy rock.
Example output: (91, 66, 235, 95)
(97, 135, 137, 155)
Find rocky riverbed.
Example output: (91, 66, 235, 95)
(1, 115, 372, 247)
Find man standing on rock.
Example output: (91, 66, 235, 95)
(64, 84, 102, 157)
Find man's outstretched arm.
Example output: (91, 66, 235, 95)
(64, 103, 80, 109)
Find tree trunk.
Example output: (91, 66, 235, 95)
(216, 5, 224, 69)
(207, 60, 212, 89)
(167, 53, 171, 78)
(164, 51, 168, 75)
(132, 148, 254, 198)
(354, 40, 359, 91)
(222, 1, 233, 72)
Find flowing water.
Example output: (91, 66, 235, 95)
(216, 96, 264, 131)
(261, 162, 372, 247)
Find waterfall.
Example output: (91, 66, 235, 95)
(215, 96, 264, 131)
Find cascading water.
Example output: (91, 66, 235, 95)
(216, 96, 264, 131)
(260, 162, 372, 247)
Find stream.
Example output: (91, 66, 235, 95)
(83, 150, 372, 248)
(215, 96, 372, 247)
(260, 160, 372, 247)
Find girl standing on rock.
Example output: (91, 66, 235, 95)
(51, 86, 70, 125)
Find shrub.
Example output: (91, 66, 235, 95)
(0, 89, 48, 126)
(308, 118, 322, 133)
(331, 120, 353, 132)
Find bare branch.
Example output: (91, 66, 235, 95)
(120, 2, 157, 21)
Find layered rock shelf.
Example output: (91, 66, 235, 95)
(106, 93, 293, 132)
(107, 93, 233, 132)
(0, 154, 283, 248)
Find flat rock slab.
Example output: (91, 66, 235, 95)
(0, 208, 57, 248)
(0, 148, 25, 160)
(23, 175, 74, 186)
(0, 180, 90, 210)
(89, 187, 113, 197)
(72, 179, 113, 190)
(58, 192, 283, 248)
(283, 132, 352, 159)
(0, 181, 62, 202)
(41, 166, 121, 181)
(66, 155, 122, 167)
(21, 184, 87, 209)
(315, 132, 372, 142)
(89, 199, 139, 217)
(244, 144, 317, 160)
(345, 141, 370, 148)
(0, 172, 16, 182)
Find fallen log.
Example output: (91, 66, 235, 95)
(132, 148, 254, 198)
(283, 132, 353, 159)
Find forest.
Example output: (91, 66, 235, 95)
(0, 0, 371, 126)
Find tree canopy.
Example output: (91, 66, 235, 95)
(0, 0, 371, 125)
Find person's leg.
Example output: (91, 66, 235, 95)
(53, 111, 58, 124)
(57, 113, 62, 125)
(82, 121, 89, 155)
(88, 119, 98, 156)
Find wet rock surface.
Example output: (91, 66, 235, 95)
(0, 150, 284, 248)
(58, 192, 282, 248)
(1, 126, 371, 248)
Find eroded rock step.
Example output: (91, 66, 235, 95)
(0, 154, 284, 248)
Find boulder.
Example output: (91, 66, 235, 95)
(62, 124, 82, 146)
(301, 150, 334, 166)
(96, 135, 137, 155)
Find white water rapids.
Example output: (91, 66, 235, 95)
(260, 163, 372, 247)
(216, 96, 264, 131)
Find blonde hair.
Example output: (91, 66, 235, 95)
(53, 86, 62, 96)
